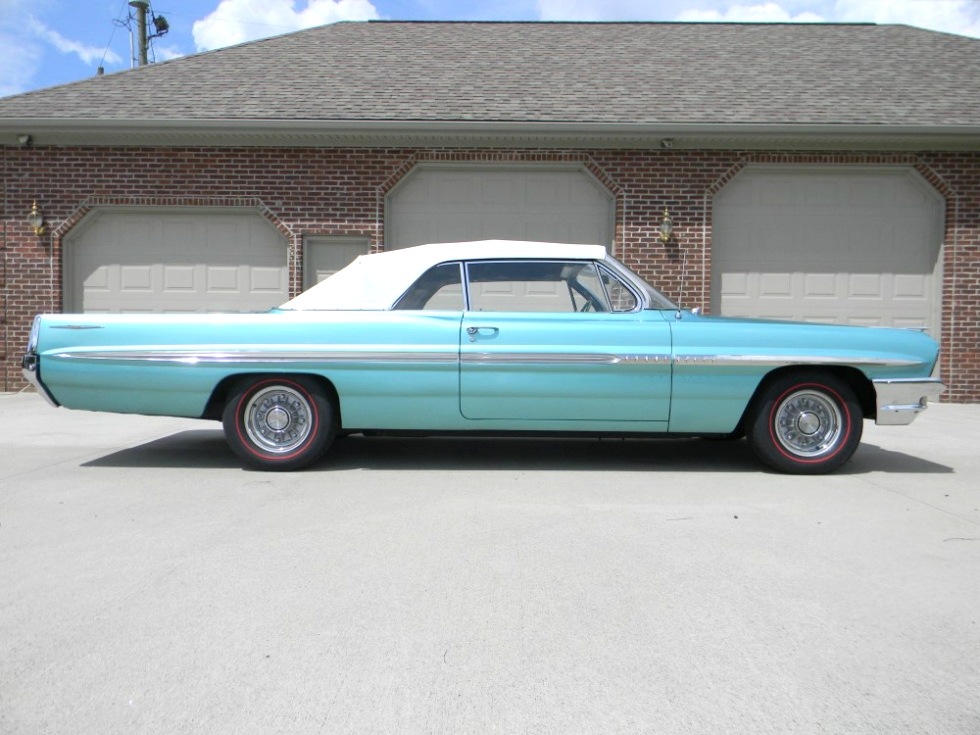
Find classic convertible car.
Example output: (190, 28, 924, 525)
(23, 240, 944, 474)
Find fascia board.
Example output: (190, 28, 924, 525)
(2, 118, 979, 151)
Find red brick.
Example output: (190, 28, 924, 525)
(2, 146, 978, 400)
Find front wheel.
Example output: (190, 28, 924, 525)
(747, 372, 863, 474)
(222, 376, 335, 471)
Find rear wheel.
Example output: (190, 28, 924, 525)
(222, 376, 335, 471)
(747, 372, 862, 474)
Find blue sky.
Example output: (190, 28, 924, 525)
(2, 0, 979, 98)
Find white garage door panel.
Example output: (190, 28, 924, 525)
(67, 211, 287, 313)
(713, 168, 943, 334)
(388, 167, 614, 249)
(164, 266, 195, 291)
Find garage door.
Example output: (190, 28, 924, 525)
(712, 167, 943, 334)
(65, 210, 288, 313)
(303, 236, 371, 290)
(387, 166, 614, 249)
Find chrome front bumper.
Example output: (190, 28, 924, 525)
(873, 378, 945, 425)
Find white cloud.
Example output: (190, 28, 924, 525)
(678, 3, 824, 22)
(536, 0, 826, 22)
(0, 0, 39, 95)
(26, 17, 122, 67)
(533, 0, 980, 37)
(193, 0, 380, 51)
(151, 44, 185, 63)
(537, 0, 680, 20)
(0, 30, 41, 97)
(835, 0, 980, 38)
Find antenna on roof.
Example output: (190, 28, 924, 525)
(125, 1, 169, 68)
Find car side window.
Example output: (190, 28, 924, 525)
(599, 266, 639, 312)
(466, 260, 611, 313)
(392, 262, 464, 310)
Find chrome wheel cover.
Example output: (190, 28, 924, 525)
(773, 389, 843, 458)
(243, 385, 313, 454)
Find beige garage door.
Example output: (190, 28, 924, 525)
(303, 236, 371, 290)
(65, 210, 288, 313)
(713, 167, 943, 335)
(387, 165, 614, 249)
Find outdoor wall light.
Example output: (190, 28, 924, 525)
(27, 200, 46, 235)
(659, 206, 674, 243)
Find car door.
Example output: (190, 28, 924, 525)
(459, 259, 672, 425)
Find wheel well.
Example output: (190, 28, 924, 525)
(203, 373, 342, 425)
(737, 365, 876, 430)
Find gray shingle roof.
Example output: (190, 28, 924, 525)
(1, 21, 978, 128)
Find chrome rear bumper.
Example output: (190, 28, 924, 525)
(873, 378, 945, 425)
(22, 352, 59, 407)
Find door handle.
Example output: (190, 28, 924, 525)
(466, 326, 499, 342)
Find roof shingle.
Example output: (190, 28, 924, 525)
(1, 21, 978, 127)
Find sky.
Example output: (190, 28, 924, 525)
(1, 0, 979, 98)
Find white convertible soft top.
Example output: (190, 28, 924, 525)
(280, 240, 609, 311)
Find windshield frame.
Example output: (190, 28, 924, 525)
(601, 253, 678, 310)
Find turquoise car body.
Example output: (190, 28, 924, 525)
(27, 303, 941, 433)
(23, 240, 944, 472)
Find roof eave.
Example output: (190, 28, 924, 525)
(2, 119, 979, 151)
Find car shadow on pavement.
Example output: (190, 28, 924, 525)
(83, 429, 241, 469)
(82, 429, 953, 474)
(843, 442, 952, 474)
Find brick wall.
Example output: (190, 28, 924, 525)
(2, 145, 978, 400)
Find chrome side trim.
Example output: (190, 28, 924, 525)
(53, 349, 672, 366)
(463, 353, 914, 367)
(50, 349, 460, 364)
(873, 378, 946, 425)
(462, 352, 672, 365)
(49, 348, 920, 370)
(674, 354, 920, 368)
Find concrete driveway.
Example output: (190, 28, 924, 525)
(1, 392, 978, 735)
